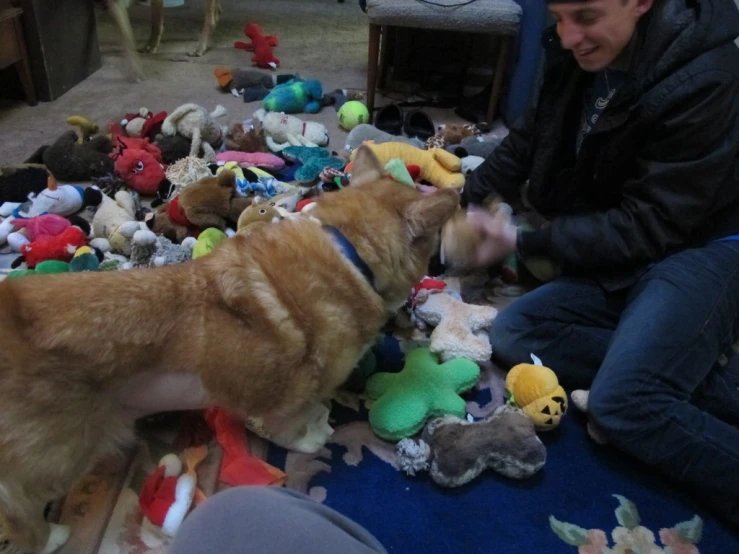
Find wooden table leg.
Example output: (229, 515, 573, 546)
(367, 23, 381, 124)
(486, 34, 513, 127)
(13, 14, 37, 105)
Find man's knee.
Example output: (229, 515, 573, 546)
(489, 304, 534, 369)
(588, 380, 645, 447)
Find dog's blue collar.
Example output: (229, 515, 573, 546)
(323, 225, 376, 290)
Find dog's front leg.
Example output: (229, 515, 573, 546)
(140, 0, 164, 53)
(106, 0, 145, 81)
(189, 0, 220, 57)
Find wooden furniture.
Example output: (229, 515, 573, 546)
(0, 5, 37, 105)
(17, 0, 102, 102)
(365, 0, 522, 127)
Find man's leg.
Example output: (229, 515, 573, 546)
(490, 276, 626, 388)
(169, 487, 387, 554)
(588, 241, 739, 529)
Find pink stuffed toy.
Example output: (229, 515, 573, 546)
(215, 151, 285, 171)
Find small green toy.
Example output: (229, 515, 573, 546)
(366, 347, 480, 441)
(282, 146, 345, 184)
(192, 228, 228, 259)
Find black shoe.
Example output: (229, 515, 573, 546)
(374, 104, 404, 135)
(403, 110, 435, 141)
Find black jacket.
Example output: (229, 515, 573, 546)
(462, 0, 739, 291)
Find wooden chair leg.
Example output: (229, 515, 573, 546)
(367, 23, 381, 124)
(486, 34, 513, 127)
(378, 25, 390, 89)
(12, 16, 36, 106)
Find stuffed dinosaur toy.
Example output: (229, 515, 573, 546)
(505, 355, 568, 432)
(234, 22, 279, 69)
(262, 78, 324, 114)
(366, 347, 480, 441)
(281, 146, 345, 184)
(253, 109, 329, 152)
(413, 288, 497, 364)
(396, 405, 547, 487)
(349, 142, 464, 189)
(161, 103, 228, 163)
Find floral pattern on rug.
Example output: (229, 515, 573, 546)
(550, 494, 703, 554)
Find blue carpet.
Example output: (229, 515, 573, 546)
(267, 374, 739, 553)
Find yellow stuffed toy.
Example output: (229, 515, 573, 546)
(350, 141, 465, 189)
(505, 355, 567, 431)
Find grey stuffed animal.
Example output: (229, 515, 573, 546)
(396, 405, 546, 487)
(126, 229, 196, 268)
(344, 124, 424, 155)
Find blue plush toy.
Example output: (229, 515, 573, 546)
(282, 146, 345, 184)
(262, 78, 324, 114)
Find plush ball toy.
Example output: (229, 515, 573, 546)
(366, 347, 480, 441)
(338, 101, 370, 131)
(505, 355, 568, 431)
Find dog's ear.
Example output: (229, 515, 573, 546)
(217, 169, 237, 188)
(406, 188, 460, 238)
(350, 145, 384, 187)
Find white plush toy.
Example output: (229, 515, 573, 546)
(253, 108, 329, 152)
(414, 289, 498, 364)
(90, 189, 148, 256)
(161, 103, 227, 163)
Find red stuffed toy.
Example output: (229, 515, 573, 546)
(234, 22, 279, 69)
(19, 226, 88, 268)
(111, 137, 167, 196)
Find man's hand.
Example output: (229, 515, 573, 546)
(465, 205, 518, 267)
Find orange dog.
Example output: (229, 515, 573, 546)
(0, 146, 459, 554)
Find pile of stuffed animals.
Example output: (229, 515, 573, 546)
(0, 89, 506, 280)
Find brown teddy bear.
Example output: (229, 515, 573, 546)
(146, 170, 251, 243)
(224, 122, 269, 153)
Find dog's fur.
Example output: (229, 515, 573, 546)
(105, 0, 222, 80)
(0, 146, 459, 553)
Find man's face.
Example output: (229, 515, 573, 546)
(548, 0, 653, 71)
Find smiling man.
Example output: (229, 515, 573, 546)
(461, 0, 739, 529)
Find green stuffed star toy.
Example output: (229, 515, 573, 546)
(366, 347, 480, 441)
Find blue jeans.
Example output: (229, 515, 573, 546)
(490, 240, 739, 529)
